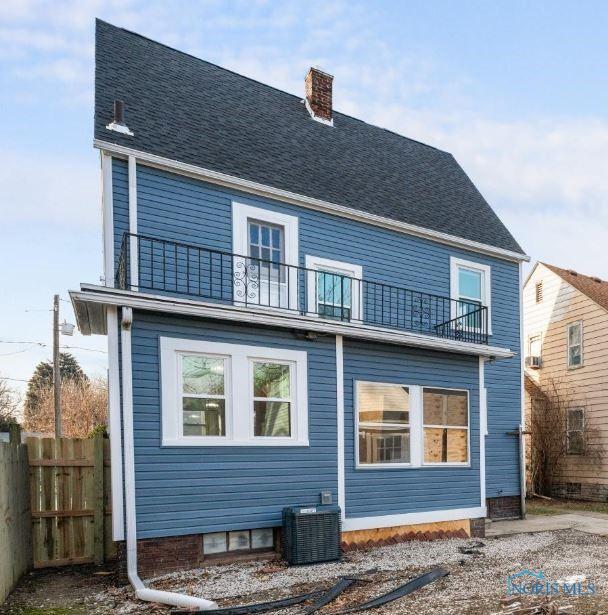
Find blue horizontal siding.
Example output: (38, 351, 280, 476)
(130, 311, 337, 539)
(111, 161, 522, 530)
(343, 339, 481, 517)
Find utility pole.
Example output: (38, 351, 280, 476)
(53, 294, 61, 438)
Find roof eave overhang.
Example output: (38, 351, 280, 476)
(94, 139, 530, 264)
(71, 284, 515, 360)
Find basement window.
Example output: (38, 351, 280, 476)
(203, 528, 275, 556)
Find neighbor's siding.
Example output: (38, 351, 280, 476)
(524, 264, 608, 490)
(130, 311, 337, 539)
(111, 159, 522, 510)
(343, 340, 481, 517)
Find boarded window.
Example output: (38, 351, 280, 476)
(423, 388, 469, 463)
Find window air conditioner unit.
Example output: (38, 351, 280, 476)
(525, 356, 542, 369)
(282, 505, 341, 565)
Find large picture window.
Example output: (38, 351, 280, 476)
(161, 338, 308, 446)
(423, 388, 469, 464)
(357, 382, 410, 466)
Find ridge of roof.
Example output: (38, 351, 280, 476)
(541, 262, 608, 312)
(94, 19, 526, 255)
(95, 19, 447, 156)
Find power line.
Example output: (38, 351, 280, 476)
(0, 340, 105, 354)
(61, 346, 107, 354)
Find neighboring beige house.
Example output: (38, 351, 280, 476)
(524, 262, 608, 500)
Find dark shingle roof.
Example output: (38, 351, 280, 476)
(543, 263, 608, 311)
(95, 20, 525, 255)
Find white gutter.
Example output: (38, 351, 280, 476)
(120, 307, 217, 611)
(94, 139, 530, 264)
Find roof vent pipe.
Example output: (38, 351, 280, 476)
(106, 99, 134, 136)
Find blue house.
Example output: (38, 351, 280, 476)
(72, 20, 529, 581)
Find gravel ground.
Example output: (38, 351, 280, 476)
(91, 530, 608, 614)
(3, 530, 608, 614)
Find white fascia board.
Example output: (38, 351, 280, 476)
(93, 140, 530, 264)
(71, 284, 514, 359)
(342, 506, 486, 532)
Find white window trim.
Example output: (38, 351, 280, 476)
(566, 407, 585, 455)
(232, 202, 299, 310)
(305, 255, 363, 320)
(161, 337, 308, 446)
(354, 382, 470, 469)
(450, 256, 492, 335)
(567, 320, 584, 369)
(421, 387, 471, 467)
(528, 332, 542, 357)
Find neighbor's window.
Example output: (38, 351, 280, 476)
(357, 382, 410, 465)
(181, 354, 227, 437)
(566, 408, 585, 455)
(252, 361, 292, 437)
(567, 322, 583, 368)
(423, 388, 469, 464)
(529, 334, 542, 358)
(450, 257, 491, 331)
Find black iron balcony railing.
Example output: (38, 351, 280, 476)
(116, 233, 489, 344)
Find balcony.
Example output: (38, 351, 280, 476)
(116, 233, 489, 345)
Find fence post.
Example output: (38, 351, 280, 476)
(9, 423, 21, 445)
(92, 432, 105, 565)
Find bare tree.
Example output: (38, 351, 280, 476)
(527, 376, 603, 497)
(23, 377, 108, 438)
(0, 376, 20, 426)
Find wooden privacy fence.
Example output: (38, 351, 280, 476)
(0, 429, 31, 604)
(27, 433, 115, 568)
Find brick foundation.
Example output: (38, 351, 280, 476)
(551, 482, 608, 502)
(469, 517, 486, 538)
(487, 495, 521, 520)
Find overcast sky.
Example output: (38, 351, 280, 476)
(1, 0, 607, 397)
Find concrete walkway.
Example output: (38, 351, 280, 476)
(487, 513, 608, 537)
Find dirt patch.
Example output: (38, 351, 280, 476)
(3, 530, 608, 614)
(0, 565, 116, 615)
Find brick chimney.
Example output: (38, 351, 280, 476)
(305, 67, 334, 125)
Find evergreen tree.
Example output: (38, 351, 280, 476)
(24, 353, 87, 415)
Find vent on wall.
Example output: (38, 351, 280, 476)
(535, 281, 543, 304)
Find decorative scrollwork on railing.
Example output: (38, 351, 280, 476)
(411, 295, 431, 328)
(233, 259, 259, 301)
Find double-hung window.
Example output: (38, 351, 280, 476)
(423, 388, 469, 464)
(305, 256, 362, 321)
(232, 202, 299, 310)
(161, 338, 308, 446)
(450, 257, 491, 333)
(181, 354, 228, 437)
(357, 382, 411, 466)
(566, 408, 585, 455)
(567, 321, 583, 368)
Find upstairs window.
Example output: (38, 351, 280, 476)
(566, 408, 585, 455)
(567, 321, 583, 368)
(450, 257, 491, 333)
(305, 256, 362, 321)
(232, 202, 299, 310)
(529, 334, 542, 358)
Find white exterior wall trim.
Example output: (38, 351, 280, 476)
(101, 152, 114, 286)
(343, 506, 486, 531)
(336, 335, 345, 521)
(94, 140, 529, 264)
(128, 156, 139, 289)
(72, 285, 514, 359)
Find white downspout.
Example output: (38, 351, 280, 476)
(120, 307, 217, 610)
